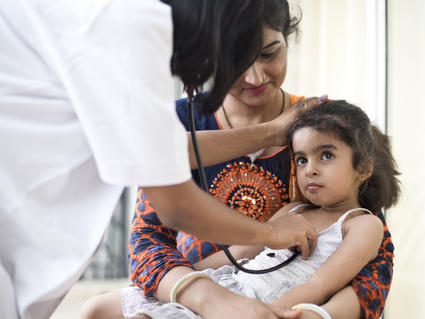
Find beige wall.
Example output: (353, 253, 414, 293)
(286, 0, 385, 126)
(386, 0, 425, 318)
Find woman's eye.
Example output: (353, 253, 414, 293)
(260, 49, 278, 59)
(321, 151, 334, 160)
(295, 157, 307, 166)
(261, 52, 275, 58)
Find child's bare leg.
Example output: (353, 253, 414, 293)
(81, 290, 125, 319)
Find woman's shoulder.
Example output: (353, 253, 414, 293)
(175, 94, 219, 130)
(286, 92, 305, 106)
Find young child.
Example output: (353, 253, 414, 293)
(82, 100, 400, 319)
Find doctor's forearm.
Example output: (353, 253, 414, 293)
(143, 179, 273, 246)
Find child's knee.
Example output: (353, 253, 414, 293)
(81, 293, 120, 319)
(81, 295, 103, 319)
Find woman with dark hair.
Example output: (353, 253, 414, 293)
(81, 1, 394, 319)
(0, 1, 319, 319)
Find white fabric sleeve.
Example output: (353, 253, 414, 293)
(47, 0, 191, 187)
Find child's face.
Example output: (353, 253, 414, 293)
(292, 127, 364, 209)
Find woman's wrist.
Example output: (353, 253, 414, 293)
(263, 119, 286, 147)
(170, 271, 211, 303)
(177, 274, 225, 314)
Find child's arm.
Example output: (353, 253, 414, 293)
(272, 213, 383, 308)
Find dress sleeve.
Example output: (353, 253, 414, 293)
(350, 211, 394, 319)
(128, 187, 194, 297)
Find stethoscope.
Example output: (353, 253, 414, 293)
(187, 92, 298, 274)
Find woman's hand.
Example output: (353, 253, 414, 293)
(162, 267, 302, 319)
(271, 304, 322, 319)
(269, 96, 326, 146)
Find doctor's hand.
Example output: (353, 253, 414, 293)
(265, 202, 317, 259)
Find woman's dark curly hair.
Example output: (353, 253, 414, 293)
(263, 0, 301, 43)
(288, 100, 401, 212)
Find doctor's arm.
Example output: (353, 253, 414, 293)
(143, 179, 317, 255)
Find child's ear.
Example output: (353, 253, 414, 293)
(359, 158, 374, 181)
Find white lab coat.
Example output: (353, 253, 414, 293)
(0, 0, 191, 318)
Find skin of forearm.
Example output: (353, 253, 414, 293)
(154, 266, 194, 302)
(321, 286, 362, 319)
(272, 280, 333, 309)
(154, 265, 224, 313)
(143, 179, 274, 247)
(274, 285, 362, 319)
(194, 244, 265, 270)
(187, 122, 281, 169)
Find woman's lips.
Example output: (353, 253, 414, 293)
(245, 82, 270, 94)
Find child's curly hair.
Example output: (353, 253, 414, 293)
(289, 100, 400, 212)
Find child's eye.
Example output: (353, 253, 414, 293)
(321, 151, 334, 160)
(295, 157, 307, 166)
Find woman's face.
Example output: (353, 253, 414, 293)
(228, 27, 287, 107)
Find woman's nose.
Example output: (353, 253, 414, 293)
(244, 63, 264, 86)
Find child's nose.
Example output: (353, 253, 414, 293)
(306, 161, 319, 177)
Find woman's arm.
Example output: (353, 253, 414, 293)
(271, 214, 383, 308)
(129, 187, 194, 297)
(350, 212, 394, 319)
(156, 266, 302, 319)
(130, 187, 311, 319)
(185, 97, 320, 169)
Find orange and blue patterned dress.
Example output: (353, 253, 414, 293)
(128, 95, 394, 319)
